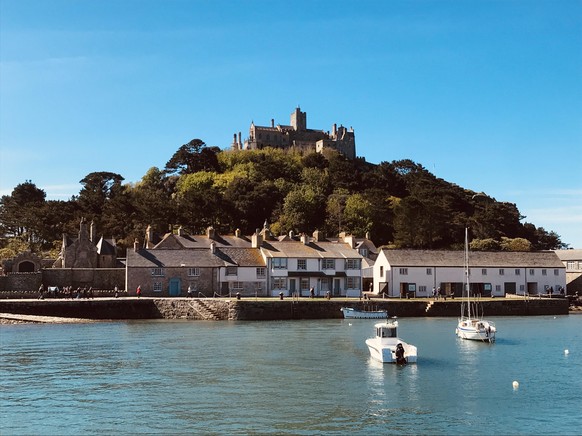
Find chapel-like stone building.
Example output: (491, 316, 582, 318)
(231, 107, 356, 159)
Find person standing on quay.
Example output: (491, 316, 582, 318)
(136, 285, 141, 298)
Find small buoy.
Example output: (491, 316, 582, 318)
(512, 381, 519, 389)
(348, 323, 352, 326)
(565, 349, 569, 355)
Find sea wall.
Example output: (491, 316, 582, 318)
(0, 297, 569, 321)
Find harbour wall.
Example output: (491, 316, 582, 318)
(0, 297, 569, 321)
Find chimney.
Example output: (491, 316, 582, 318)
(133, 238, 139, 252)
(313, 230, 323, 242)
(343, 234, 356, 249)
(332, 123, 337, 136)
(210, 241, 216, 254)
(90, 220, 97, 244)
(207, 226, 216, 240)
(300, 233, 309, 245)
(252, 229, 263, 248)
(271, 118, 275, 128)
(365, 231, 371, 240)
(289, 230, 294, 238)
(177, 226, 185, 237)
(235, 229, 241, 237)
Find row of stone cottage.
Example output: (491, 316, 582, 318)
(127, 225, 567, 298)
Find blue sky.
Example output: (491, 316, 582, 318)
(1, 0, 581, 247)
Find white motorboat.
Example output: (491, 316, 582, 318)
(365, 320, 417, 364)
(341, 307, 388, 319)
(455, 228, 497, 343)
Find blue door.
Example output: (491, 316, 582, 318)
(169, 278, 181, 297)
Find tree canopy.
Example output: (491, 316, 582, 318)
(0, 142, 568, 260)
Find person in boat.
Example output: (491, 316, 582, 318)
(395, 343, 407, 364)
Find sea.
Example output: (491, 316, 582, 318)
(1, 315, 581, 435)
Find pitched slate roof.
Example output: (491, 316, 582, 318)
(380, 249, 564, 268)
(96, 237, 116, 255)
(554, 249, 582, 261)
(154, 233, 252, 249)
(127, 247, 264, 268)
(262, 240, 363, 259)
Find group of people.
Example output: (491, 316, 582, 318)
(432, 287, 448, 300)
(37, 284, 95, 300)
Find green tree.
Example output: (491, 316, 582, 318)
(0, 181, 46, 243)
(165, 139, 220, 175)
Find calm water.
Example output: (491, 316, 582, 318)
(1, 316, 581, 435)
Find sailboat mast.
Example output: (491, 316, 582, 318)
(465, 227, 471, 319)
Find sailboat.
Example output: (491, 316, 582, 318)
(455, 228, 497, 343)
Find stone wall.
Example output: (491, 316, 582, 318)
(0, 272, 42, 293)
(0, 297, 569, 321)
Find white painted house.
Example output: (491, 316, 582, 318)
(255, 229, 364, 298)
(373, 249, 566, 298)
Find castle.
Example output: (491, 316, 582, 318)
(231, 107, 356, 159)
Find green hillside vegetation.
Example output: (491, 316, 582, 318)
(0, 140, 565, 260)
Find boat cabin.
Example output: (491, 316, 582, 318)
(375, 322, 398, 338)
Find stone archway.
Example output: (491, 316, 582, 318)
(18, 261, 36, 272)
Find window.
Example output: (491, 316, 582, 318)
(519, 284, 525, 292)
(419, 285, 427, 292)
(554, 269, 559, 276)
(226, 266, 237, 276)
(399, 268, 408, 275)
(499, 269, 504, 276)
(322, 259, 336, 270)
(188, 268, 200, 277)
(542, 269, 547, 276)
(300, 278, 309, 291)
(231, 282, 243, 290)
(567, 261, 576, 270)
(515, 269, 521, 275)
(426, 268, 432, 275)
(272, 258, 287, 269)
(255, 282, 263, 292)
(297, 259, 307, 270)
(482, 269, 487, 275)
(529, 269, 535, 276)
(272, 277, 286, 290)
(151, 268, 164, 277)
(495, 285, 501, 292)
(360, 248, 368, 257)
(256, 267, 266, 279)
(153, 282, 162, 292)
(346, 277, 360, 289)
(380, 266, 384, 277)
(345, 259, 361, 270)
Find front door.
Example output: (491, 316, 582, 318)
(289, 279, 296, 296)
(169, 278, 181, 297)
(333, 278, 341, 296)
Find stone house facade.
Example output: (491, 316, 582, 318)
(231, 107, 356, 159)
(554, 249, 582, 293)
(373, 249, 567, 298)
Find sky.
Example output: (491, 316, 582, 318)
(1, 0, 581, 247)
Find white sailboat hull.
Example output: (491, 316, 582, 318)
(456, 318, 496, 343)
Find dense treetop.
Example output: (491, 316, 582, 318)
(0, 141, 566, 260)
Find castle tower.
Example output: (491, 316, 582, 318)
(290, 107, 306, 131)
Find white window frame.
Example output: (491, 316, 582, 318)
(297, 259, 307, 270)
(272, 258, 288, 270)
(345, 259, 361, 270)
(151, 268, 164, 277)
(256, 267, 266, 279)
(272, 277, 286, 290)
(188, 268, 200, 277)
(226, 266, 237, 276)
(153, 282, 163, 292)
(346, 276, 360, 290)
(322, 259, 336, 270)
(399, 268, 408, 275)
(300, 278, 309, 291)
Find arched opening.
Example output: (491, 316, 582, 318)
(18, 261, 35, 272)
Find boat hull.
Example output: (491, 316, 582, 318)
(341, 307, 387, 319)
(456, 319, 496, 343)
(365, 338, 418, 364)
